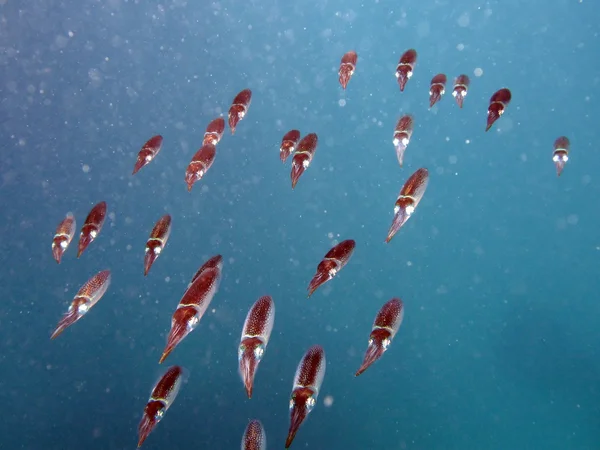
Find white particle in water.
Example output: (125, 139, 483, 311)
(457, 13, 470, 27)
(88, 68, 101, 81)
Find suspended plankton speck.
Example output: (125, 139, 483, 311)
(82, 164, 90, 173)
(465, 139, 471, 144)
(457, 13, 470, 27)
(323, 395, 334, 407)
(338, 99, 346, 107)
(474, 67, 483, 77)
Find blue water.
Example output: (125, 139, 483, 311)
(1, 0, 599, 449)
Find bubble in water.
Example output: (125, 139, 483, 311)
(88, 68, 102, 82)
(457, 13, 470, 27)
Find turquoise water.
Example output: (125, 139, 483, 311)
(1, 0, 599, 448)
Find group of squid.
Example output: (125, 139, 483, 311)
(50, 218, 401, 449)
(342, 49, 571, 177)
(134, 238, 403, 449)
(131, 88, 321, 192)
(48, 46, 573, 450)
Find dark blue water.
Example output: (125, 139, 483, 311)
(1, 0, 599, 449)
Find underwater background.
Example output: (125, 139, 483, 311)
(1, 0, 599, 449)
